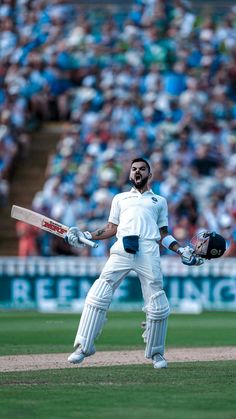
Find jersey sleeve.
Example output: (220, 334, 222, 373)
(108, 195, 120, 225)
(157, 197, 168, 228)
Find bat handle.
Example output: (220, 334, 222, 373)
(79, 236, 98, 248)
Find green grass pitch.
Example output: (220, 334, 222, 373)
(0, 311, 235, 419)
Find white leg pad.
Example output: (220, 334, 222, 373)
(145, 290, 170, 359)
(74, 279, 113, 355)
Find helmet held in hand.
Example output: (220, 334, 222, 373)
(191, 231, 226, 259)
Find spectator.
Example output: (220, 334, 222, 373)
(3, 0, 236, 256)
(16, 221, 39, 257)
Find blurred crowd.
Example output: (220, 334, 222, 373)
(0, 0, 76, 207)
(1, 0, 236, 256)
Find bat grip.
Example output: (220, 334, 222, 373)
(79, 236, 98, 248)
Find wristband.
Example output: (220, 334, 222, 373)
(161, 235, 177, 249)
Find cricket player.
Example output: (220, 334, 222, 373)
(65, 158, 204, 369)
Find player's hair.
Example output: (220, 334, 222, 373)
(131, 158, 151, 173)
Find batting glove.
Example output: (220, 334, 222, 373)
(65, 227, 92, 248)
(177, 246, 204, 266)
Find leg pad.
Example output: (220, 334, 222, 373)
(145, 290, 170, 359)
(74, 279, 113, 355)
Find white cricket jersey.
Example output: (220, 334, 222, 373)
(108, 188, 168, 241)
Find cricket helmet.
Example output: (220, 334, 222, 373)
(190, 231, 226, 259)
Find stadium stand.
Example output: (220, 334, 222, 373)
(1, 0, 236, 256)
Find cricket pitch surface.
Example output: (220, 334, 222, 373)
(0, 347, 236, 372)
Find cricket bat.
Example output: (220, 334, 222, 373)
(11, 205, 98, 248)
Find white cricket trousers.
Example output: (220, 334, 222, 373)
(100, 239, 164, 305)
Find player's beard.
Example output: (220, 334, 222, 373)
(130, 174, 149, 190)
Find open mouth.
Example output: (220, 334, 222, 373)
(135, 174, 142, 181)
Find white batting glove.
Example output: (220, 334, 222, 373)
(65, 227, 92, 248)
(177, 246, 204, 266)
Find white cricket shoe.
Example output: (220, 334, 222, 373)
(152, 354, 167, 369)
(68, 346, 87, 364)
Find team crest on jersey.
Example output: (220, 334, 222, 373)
(152, 197, 158, 203)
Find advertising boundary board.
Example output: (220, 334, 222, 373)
(0, 256, 235, 312)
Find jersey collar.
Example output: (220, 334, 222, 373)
(130, 187, 154, 195)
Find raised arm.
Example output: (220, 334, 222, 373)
(90, 222, 118, 240)
(65, 222, 117, 248)
(159, 226, 204, 266)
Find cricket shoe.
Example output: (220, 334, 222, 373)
(152, 354, 167, 369)
(68, 345, 95, 364)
